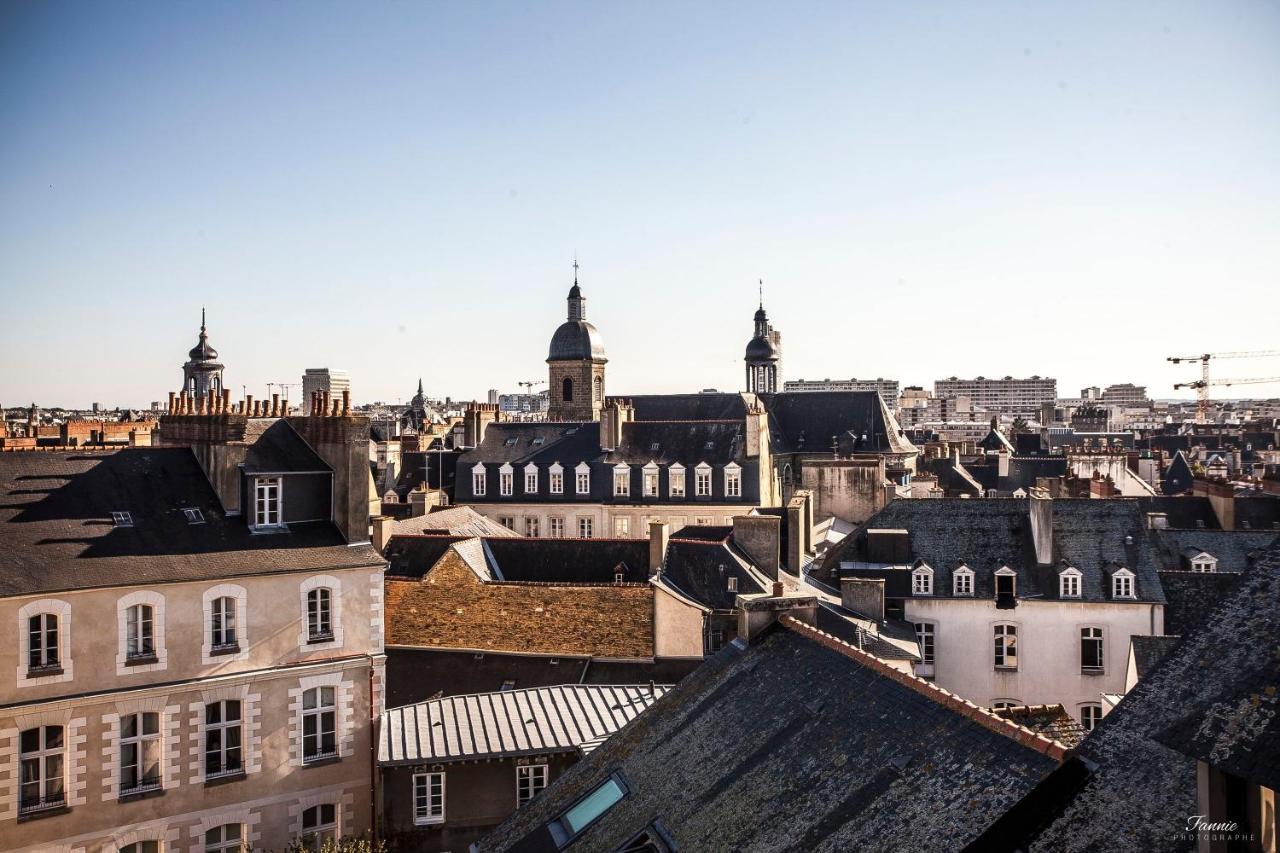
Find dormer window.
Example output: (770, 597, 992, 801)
(575, 463, 591, 495)
(183, 508, 205, 524)
(911, 563, 933, 596)
(694, 463, 712, 497)
(1191, 553, 1218, 573)
(727, 577, 738, 593)
(613, 464, 631, 497)
(642, 462, 659, 498)
(669, 464, 686, 498)
(252, 478, 281, 528)
(499, 463, 514, 497)
(112, 511, 134, 527)
(724, 463, 742, 499)
(549, 463, 564, 494)
(953, 565, 973, 596)
(994, 566, 1017, 608)
(1112, 568, 1135, 599)
(524, 464, 538, 493)
(1059, 567, 1082, 599)
(471, 464, 487, 497)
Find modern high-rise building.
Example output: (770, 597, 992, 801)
(933, 376, 1056, 418)
(302, 368, 351, 405)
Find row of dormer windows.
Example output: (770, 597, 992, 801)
(472, 462, 741, 499)
(909, 564, 1138, 600)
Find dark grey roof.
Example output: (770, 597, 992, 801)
(484, 538, 650, 583)
(759, 390, 902, 455)
(659, 539, 768, 610)
(629, 393, 749, 422)
(1135, 495, 1220, 529)
(609, 420, 744, 466)
(479, 618, 1063, 853)
(1161, 450, 1195, 495)
(1129, 635, 1181, 680)
(379, 684, 671, 765)
(744, 335, 778, 361)
(1156, 570, 1244, 635)
(1234, 495, 1280, 531)
(813, 602, 921, 661)
(242, 419, 331, 474)
(1023, 542, 1280, 851)
(547, 320, 605, 362)
(1150, 529, 1278, 572)
(0, 449, 382, 597)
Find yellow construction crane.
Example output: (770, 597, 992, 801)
(1167, 350, 1280, 422)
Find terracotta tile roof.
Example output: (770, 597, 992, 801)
(384, 545, 654, 658)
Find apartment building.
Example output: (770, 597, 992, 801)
(0, 407, 385, 852)
(934, 376, 1057, 418)
(782, 377, 901, 411)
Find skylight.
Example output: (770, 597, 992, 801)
(548, 773, 630, 847)
(532, 437, 545, 446)
(183, 508, 205, 524)
(649, 442, 660, 452)
(504, 437, 518, 446)
(111, 511, 133, 527)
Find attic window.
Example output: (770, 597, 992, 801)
(911, 565, 933, 596)
(501, 680, 516, 691)
(1191, 554, 1218, 573)
(548, 772, 630, 848)
(111, 511, 133, 527)
(649, 442, 660, 452)
(703, 441, 714, 450)
(563, 427, 578, 436)
(617, 822, 676, 853)
(183, 508, 205, 525)
(1059, 567, 1081, 598)
(532, 437, 545, 446)
(953, 566, 973, 596)
(727, 577, 738, 593)
(1112, 569, 1135, 599)
(504, 437, 518, 446)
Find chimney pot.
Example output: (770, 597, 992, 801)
(342, 389, 350, 416)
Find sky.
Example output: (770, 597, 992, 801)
(2, 1, 1278, 409)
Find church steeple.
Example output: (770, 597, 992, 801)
(567, 259, 586, 321)
(744, 283, 781, 394)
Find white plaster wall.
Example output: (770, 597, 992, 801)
(653, 587, 706, 659)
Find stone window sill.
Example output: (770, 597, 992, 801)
(124, 654, 159, 667)
(204, 769, 247, 787)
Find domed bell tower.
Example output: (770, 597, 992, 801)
(547, 263, 607, 421)
(182, 308, 225, 398)
(744, 284, 781, 394)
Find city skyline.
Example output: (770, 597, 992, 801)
(3, 2, 1279, 406)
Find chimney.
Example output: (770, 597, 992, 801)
(599, 400, 627, 451)
(841, 577, 885, 623)
(372, 515, 394, 554)
(464, 403, 498, 447)
(341, 389, 350, 416)
(648, 521, 670, 576)
(167, 392, 176, 414)
(731, 514, 780, 580)
(245, 395, 254, 417)
(736, 591, 818, 642)
(322, 391, 331, 417)
(865, 529, 910, 564)
(222, 389, 232, 413)
(1029, 487, 1053, 565)
(271, 394, 280, 417)
(1193, 477, 1236, 529)
(785, 496, 806, 571)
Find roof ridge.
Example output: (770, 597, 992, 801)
(777, 615, 1070, 762)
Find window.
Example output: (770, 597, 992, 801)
(525, 466, 539, 493)
(126, 604, 155, 660)
(302, 686, 337, 762)
(1060, 568, 1081, 599)
(525, 517, 540, 537)
(27, 613, 60, 672)
(1080, 703, 1103, 732)
(499, 516, 516, 530)
(643, 465, 659, 498)
(1081, 627, 1104, 673)
(576, 464, 591, 495)
(911, 565, 933, 595)
(708, 629, 725, 653)
(593, 376, 603, 403)
(19, 725, 64, 815)
(300, 803, 338, 850)
(414, 772, 445, 825)
(307, 588, 333, 642)
(914, 623, 935, 665)
(727, 576, 738, 593)
(614, 517, 631, 537)
(994, 624, 1018, 670)
(500, 468, 513, 496)
(613, 466, 630, 497)
(724, 464, 741, 498)
(995, 567, 1017, 606)
(1191, 556, 1217, 573)
(253, 478, 281, 527)
(501, 679, 516, 691)
(991, 700, 1021, 711)
(1112, 569, 1135, 599)
(562, 378, 574, 402)
(112, 511, 134, 527)
(517, 764, 549, 807)
(550, 468, 564, 494)
(694, 465, 711, 497)
(578, 517, 593, 539)
(953, 567, 973, 596)
(210, 596, 238, 652)
(549, 517, 565, 537)
(120, 711, 162, 795)
(617, 824, 676, 853)
(548, 773, 630, 848)
(205, 823, 243, 853)
(184, 508, 205, 524)
(205, 700, 243, 779)
(669, 465, 685, 498)
(472, 464, 487, 496)
(121, 844, 160, 853)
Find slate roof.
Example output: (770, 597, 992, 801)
(380, 505, 519, 544)
(1156, 570, 1244, 636)
(992, 704, 1086, 749)
(629, 393, 749, 422)
(379, 684, 670, 765)
(827, 498, 1164, 604)
(1234, 495, 1280, 531)
(813, 601, 921, 662)
(479, 617, 1063, 853)
(759, 390, 915, 456)
(659, 538, 770, 610)
(0, 449, 381, 598)
(1129, 635, 1181, 680)
(1022, 542, 1280, 851)
(484, 538, 649, 583)
(1135, 495, 1221, 529)
(242, 419, 330, 473)
(1162, 450, 1195, 495)
(1150, 529, 1278, 573)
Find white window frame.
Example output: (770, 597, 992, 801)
(1111, 568, 1136, 599)
(578, 516, 593, 539)
(516, 763, 549, 807)
(642, 463, 659, 498)
(914, 622, 936, 665)
(614, 516, 631, 537)
(119, 710, 163, 796)
(413, 772, 445, 825)
(301, 686, 338, 764)
(471, 463, 487, 496)
(116, 590, 166, 675)
(994, 565, 1017, 600)
(1080, 626, 1105, 674)
(911, 564, 934, 596)
(499, 463, 514, 497)
(575, 462, 591, 495)
(994, 623, 1018, 671)
(298, 575, 343, 650)
(252, 477, 282, 529)
(525, 517, 540, 537)
(694, 463, 712, 497)
(18, 723, 65, 816)
(669, 464, 686, 498)
(549, 463, 564, 495)
(1059, 567, 1082, 599)
(204, 699, 244, 780)
(952, 567, 973, 597)
(1191, 554, 1218, 573)
(549, 516, 565, 538)
(613, 464, 630, 497)
(723, 462, 741, 498)
(524, 464, 539, 494)
(17, 598, 73, 686)
(1080, 703, 1103, 732)
(201, 584, 249, 664)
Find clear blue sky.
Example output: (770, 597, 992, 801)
(2, 1, 1278, 408)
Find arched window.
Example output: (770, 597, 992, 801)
(593, 376, 603, 403)
(562, 378, 574, 402)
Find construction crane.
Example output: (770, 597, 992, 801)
(517, 380, 546, 395)
(1167, 350, 1280, 422)
(270, 382, 301, 402)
